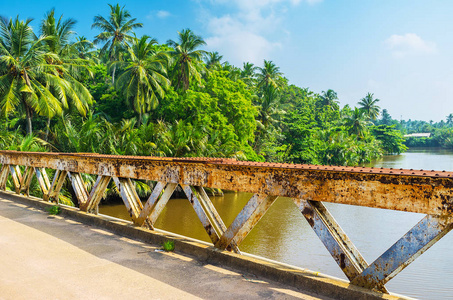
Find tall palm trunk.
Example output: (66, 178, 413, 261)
(22, 96, 33, 135)
(25, 105, 33, 136)
(45, 117, 51, 141)
(253, 128, 264, 154)
(112, 64, 116, 85)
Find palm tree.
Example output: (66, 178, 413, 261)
(256, 60, 283, 90)
(114, 35, 170, 124)
(256, 85, 284, 129)
(40, 9, 76, 56)
(40, 10, 94, 138)
(92, 3, 143, 83)
(0, 17, 60, 135)
(320, 89, 339, 110)
(204, 51, 223, 70)
(254, 85, 285, 153)
(380, 109, 392, 125)
(240, 62, 257, 86)
(446, 114, 453, 126)
(344, 107, 370, 138)
(72, 36, 97, 61)
(167, 29, 207, 91)
(222, 62, 241, 81)
(0, 16, 92, 135)
(358, 92, 380, 120)
(167, 120, 209, 157)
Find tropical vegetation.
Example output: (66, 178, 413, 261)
(1, 4, 424, 203)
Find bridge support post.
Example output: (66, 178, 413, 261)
(35, 167, 51, 197)
(136, 182, 175, 228)
(0, 164, 9, 190)
(142, 182, 177, 226)
(46, 170, 68, 203)
(9, 165, 22, 194)
(19, 167, 34, 196)
(181, 184, 223, 246)
(113, 177, 153, 228)
(83, 175, 111, 213)
(295, 199, 387, 292)
(351, 214, 453, 289)
(192, 186, 240, 253)
(215, 194, 278, 250)
(67, 172, 88, 206)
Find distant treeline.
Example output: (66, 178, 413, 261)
(401, 116, 453, 148)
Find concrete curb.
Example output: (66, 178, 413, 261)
(0, 191, 411, 300)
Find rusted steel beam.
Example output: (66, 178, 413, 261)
(43, 169, 59, 201)
(47, 170, 67, 203)
(9, 165, 21, 194)
(351, 214, 453, 289)
(215, 194, 278, 249)
(195, 186, 240, 253)
(297, 199, 368, 278)
(47, 169, 61, 201)
(67, 172, 87, 205)
(112, 177, 153, 228)
(42, 168, 51, 189)
(113, 177, 141, 218)
(19, 167, 34, 196)
(136, 181, 165, 227)
(34, 168, 50, 195)
(83, 175, 111, 212)
(181, 184, 221, 245)
(0, 164, 9, 190)
(1, 151, 453, 215)
(147, 183, 178, 225)
(296, 199, 387, 293)
(194, 187, 223, 235)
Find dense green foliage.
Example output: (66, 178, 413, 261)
(0, 4, 411, 171)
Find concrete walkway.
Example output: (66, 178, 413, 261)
(0, 196, 331, 300)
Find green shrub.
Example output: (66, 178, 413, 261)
(162, 240, 175, 252)
(46, 205, 61, 215)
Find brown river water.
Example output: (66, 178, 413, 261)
(99, 148, 453, 299)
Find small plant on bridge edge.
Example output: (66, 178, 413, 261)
(46, 205, 61, 215)
(162, 240, 175, 252)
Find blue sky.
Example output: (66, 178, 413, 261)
(2, 0, 452, 121)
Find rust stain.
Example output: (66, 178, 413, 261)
(340, 253, 346, 269)
(301, 206, 315, 227)
(2, 150, 453, 215)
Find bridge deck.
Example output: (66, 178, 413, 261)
(0, 195, 329, 300)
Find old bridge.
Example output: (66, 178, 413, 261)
(1, 150, 452, 299)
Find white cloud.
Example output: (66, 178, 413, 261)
(147, 10, 171, 20)
(205, 15, 281, 64)
(156, 10, 171, 19)
(202, 0, 316, 65)
(385, 33, 437, 58)
(206, 25, 281, 65)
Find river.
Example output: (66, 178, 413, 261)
(99, 148, 453, 299)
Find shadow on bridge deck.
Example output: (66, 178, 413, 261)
(0, 193, 330, 300)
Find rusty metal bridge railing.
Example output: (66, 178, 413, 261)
(0, 150, 452, 294)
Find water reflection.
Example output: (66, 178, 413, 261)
(99, 148, 453, 299)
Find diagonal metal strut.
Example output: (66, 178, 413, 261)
(215, 194, 278, 250)
(351, 214, 453, 289)
(295, 199, 387, 293)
